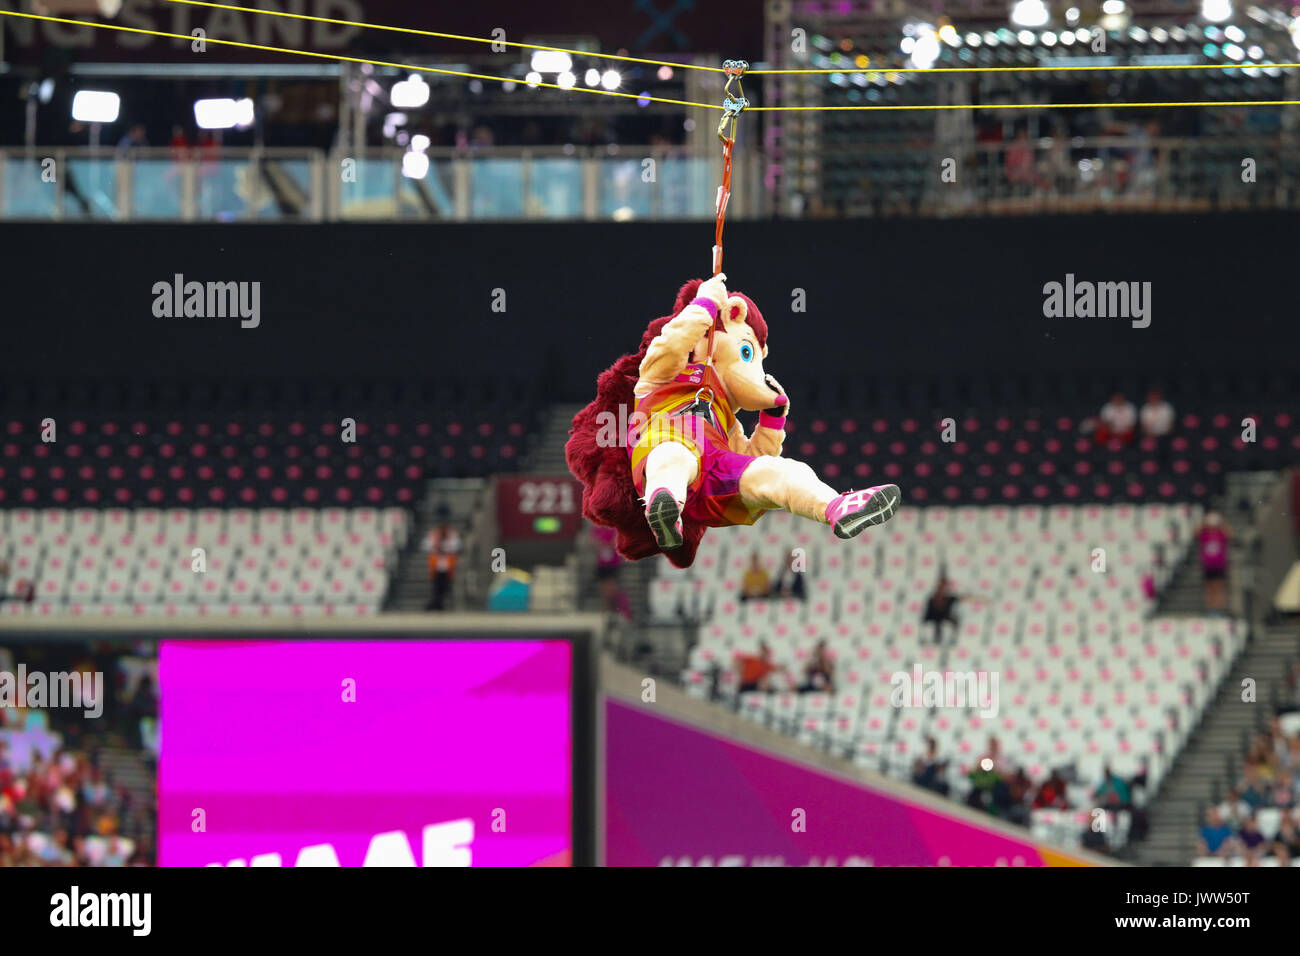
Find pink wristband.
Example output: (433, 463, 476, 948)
(759, 411, 787, 431)
(690, 296, 719, 319)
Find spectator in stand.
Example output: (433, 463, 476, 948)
(1246, 733, 1278, 784)
(0, 560, 28, 607)
(1274, 816, 1300, 861)
(1095, 391, 1137, 444)
(1196, 510, 1232, 613)
(1283, 731, 1300, 776)
(1005, 768, 1034, 825)
(922, 571, 981, 644)
(770, 549, 807, 601)
(1139, 387, 1175, 438)
(740, 552, 772, 602)
(1093, 764, 1132, 810)
(967, 736, 1017, 816)
(1218, 786, 1253, 827)
(798, 639, 835, 694)
(116, 123, 148, 155)
(421, 508, 462, 611)
(1239, 815, 1268, 864)
(1004, 128, 1044, 194)
(169, 125, 191, 156)
(590, 524, 631, 621)
(912, 738, 950, 797)
(735, 640, 786, 693)
(1281, 663, 1300, 715)
(1199, 806, 1238, 859)
(1032, 769, 1071, 810)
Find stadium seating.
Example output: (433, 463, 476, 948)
(672, 502, 1243, 851)
(0, 507, 408, 616)
(778, 408, 1297, 505)
(0, 410, 534, 507)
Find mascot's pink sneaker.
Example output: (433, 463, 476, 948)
(825, 484, 902, 540)
(645, 488, 684, 550)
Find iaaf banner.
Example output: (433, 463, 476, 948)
(604, 698, 1093, 867)
(1, 0, 764, 64)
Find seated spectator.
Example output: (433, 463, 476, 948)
(1245, 735, 1278, 784)
(1093, 763, 1132, 809)
(922, 571, 979, 645)
(798, 639, 835, 694)
(770, 549, 806, 601)
(1218, 787, 1252, 826)
(1273, 816, 1300, 860)
(740, 552, 771, 602)
(1239, 815, 1268, 864)
(1005, 768, 1033, 825)
(1032, 769, 1071, 810)
(1283, 731, 1300, 775)
(734, 640, 786, 693)
(967, 736, 1015, 817)
(1139, 387, 1175, 438)
(1095, 391, 1137, 444)
(1237, 764, 1268, 811)
(1199, 806, 1237, 858)
(912, 737, 949, 797)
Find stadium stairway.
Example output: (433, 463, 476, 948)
(1157, 548, 1211, 616)
(384, 478, 485, 612)
(92, 733, 156, 845)
(523, 403, 584, 472)
(1131, 622, 1299, 864)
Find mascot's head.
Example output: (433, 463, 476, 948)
(672, 278, 779, 412)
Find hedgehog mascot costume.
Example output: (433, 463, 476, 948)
(565, 273, 901, 568)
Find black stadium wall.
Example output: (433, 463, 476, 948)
(1, 213, 1295, 411)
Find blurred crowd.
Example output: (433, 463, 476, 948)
(913, 734, 1148, 850)
(0, 643, 158, 866)
(1199, 669, 1300, 864)
(0, 741, 150, 866)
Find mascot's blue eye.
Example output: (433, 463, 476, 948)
(740, 343, 754, 362)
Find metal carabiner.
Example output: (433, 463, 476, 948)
(716, 59, 749, 143)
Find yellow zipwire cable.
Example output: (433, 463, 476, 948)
(161, 0, 1300, 78)
(751, 100, 1300, 110)
(4, 10, 1299, 111)
(0, 10, 719, 110)
(161, 0, 726, 73)
(751, 62, 1300, 74)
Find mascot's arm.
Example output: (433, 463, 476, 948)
(638, 274, 730, 386)
(727, 418, 785, 457)
(728, 376, 789, 457)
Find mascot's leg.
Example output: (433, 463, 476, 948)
(738, 456, 901, 540)
(642, 440, 699, 550)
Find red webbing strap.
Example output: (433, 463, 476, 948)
(706, 58, 748, 367)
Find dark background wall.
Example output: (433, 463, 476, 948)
(0, 213, 1294, 412)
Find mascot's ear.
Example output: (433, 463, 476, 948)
(724, 295, 748, 327)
